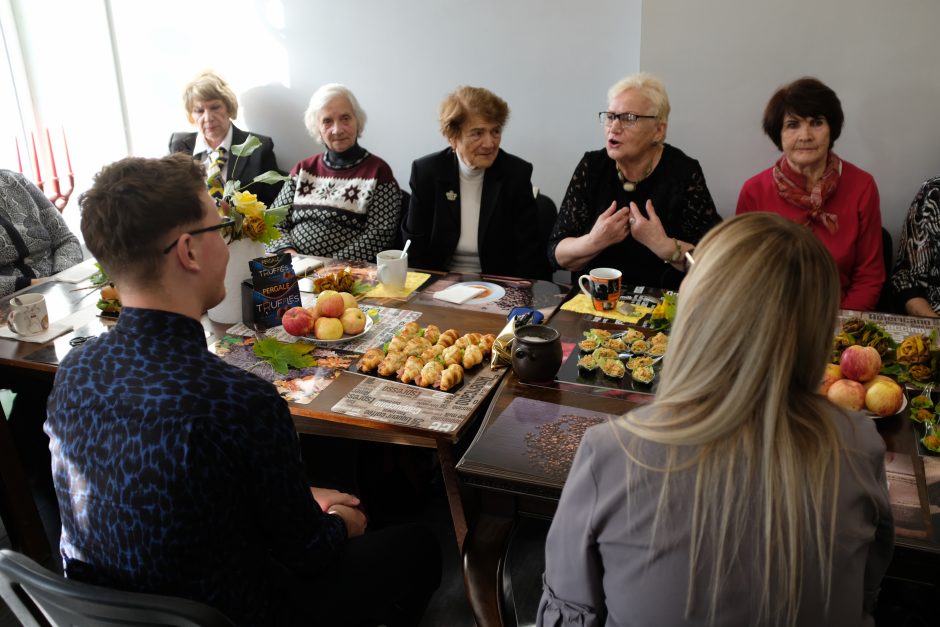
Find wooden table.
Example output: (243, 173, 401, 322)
(456, 303, 940, 627)
(0, 266, 570, 560)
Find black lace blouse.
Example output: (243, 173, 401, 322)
(549, 145, 721, 290)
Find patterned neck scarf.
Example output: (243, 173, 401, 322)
(772, 152, 842, 234)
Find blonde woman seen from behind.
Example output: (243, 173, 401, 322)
(538, 213, 893, 627)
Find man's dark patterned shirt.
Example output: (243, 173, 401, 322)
(45, 308, 346, 625)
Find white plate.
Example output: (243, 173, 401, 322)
(449, 281, 505, 304)
(301, 315, 374, 344)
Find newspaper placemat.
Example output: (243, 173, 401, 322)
(332, 367, 504, 434)
(840, 310, 940, 343)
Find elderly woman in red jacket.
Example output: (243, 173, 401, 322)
(736, 77, 884, 311)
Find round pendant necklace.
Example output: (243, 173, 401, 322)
(616, 162, 653, 192)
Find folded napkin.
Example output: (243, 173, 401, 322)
(434, 284, 486, 304)
(54, 258, 98, 283)
(0, 321, 74, 343)
(365, 272, 430, 298)
(561, 294, 652, 324)
(292, 255, 324, 276)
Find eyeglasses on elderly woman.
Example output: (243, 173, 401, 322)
(162, 217, 235, 254)
(598, 111, 658, 127)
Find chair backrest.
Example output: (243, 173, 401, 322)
(535, 192, 557, 281)
(0, 549, 234, 627)
(877, 227, 895, 312)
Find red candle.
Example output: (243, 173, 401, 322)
(15, 137, 22, 173)
(62, 128, 72, 174)
(46, 129, 60, 194)
(30, 132, 41, 183)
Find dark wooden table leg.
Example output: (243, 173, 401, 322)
(436, 440, 468, 553)
(0, 405, 51, 562)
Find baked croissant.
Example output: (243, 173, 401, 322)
(399, 322, 421, 340)
(358, 347, 385, 372)
(387, 334, 408, 354)
(403, 336, 432, 357)
(478, 333, 496, 355)
(378, 351, 407, 377)
(462, 344, 483, 369)
(423, 324, 441, 345)
(398, 355, 425, 384)
(436, 363, 464, 391)
(437, 328, 459, 348)
(417, 360, 444, 388)
(455, 332, 482, 349)
(442, 345, 464, 366)
(420, 343, 445, 361)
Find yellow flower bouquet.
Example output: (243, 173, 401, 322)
(219, 135, 290, 244)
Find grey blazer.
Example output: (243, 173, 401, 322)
(538, 405, 894, 627)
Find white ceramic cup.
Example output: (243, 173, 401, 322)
(377, 250, 407, 291)
(7, 293, 49, 336)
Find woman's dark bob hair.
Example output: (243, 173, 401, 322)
(762, 77, 844, 151)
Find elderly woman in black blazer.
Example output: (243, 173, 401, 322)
(168, 71, 281, 207)
(403, 86, 544, 279)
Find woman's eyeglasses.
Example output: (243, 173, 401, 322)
(598, 111, 658, 127)
(162, 217, 235, 254)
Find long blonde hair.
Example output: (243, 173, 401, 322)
(618, 212, 843, 626)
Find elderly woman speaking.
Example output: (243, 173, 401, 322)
(403, 86, 544, 279)
(550, 73, 721, 290)
(168, 70, 281, 207)
(736, 77, 884, 311)
(266, 84, 401, 262)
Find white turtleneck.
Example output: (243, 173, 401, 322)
(451, 154, 484, 273)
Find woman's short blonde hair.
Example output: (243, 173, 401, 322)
(607, 72, 671, 122)
(439, 86, 510, 142)
(303, 83, 368, 144)
(183, 70, 238, 124)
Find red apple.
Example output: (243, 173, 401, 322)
(316, 290, 345, 318)
(819, 363, 843, 395)
(340, 292, 358, 311)
(314, 316, 344, 340)
(864, 379, 904, 416)
(827, 379, 866, 411)
(839, 345, 882, 382)
(340, 307, 367, 335)
(281, 306, 315, 336)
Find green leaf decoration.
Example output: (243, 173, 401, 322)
(252, 337, 317, 374)
(223, 179, 239, 198)
(350, 280, 371, 296)
(90, 262, 109, 287)
(250, 170, 291, 186)
(231, 135, 261, 157)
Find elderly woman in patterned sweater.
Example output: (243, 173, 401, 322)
(266, 84, 402, 262)
(0, 169, 82, 297)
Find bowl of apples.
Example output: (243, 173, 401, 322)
(281, 289, 373, 343)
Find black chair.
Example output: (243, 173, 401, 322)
(0, 549, 234, 627)
(535, 192, 557, 281)
(0, 404, 50, 563)
(876, 227, 895, 313)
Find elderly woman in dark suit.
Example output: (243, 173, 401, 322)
(168, 70, 281, 207)
(403, 86, 544, 279)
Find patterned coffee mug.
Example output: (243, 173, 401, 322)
(7, 293, 49, 336)
(578, 268, 622, 311)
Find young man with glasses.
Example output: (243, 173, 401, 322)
(45, 153, 441, 626)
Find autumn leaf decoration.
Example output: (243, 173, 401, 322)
(252, 337, 317, 374)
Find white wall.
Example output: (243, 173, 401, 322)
(640, 0, 940, 254)
(110, 0, 642, 207)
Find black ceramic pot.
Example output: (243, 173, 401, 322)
(512, 324, 562, 383)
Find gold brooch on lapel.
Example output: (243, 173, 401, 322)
(445, 190, 458, 202)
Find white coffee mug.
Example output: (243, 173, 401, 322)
(7, 293, 49, 336)
(377, 250, 407, 291)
